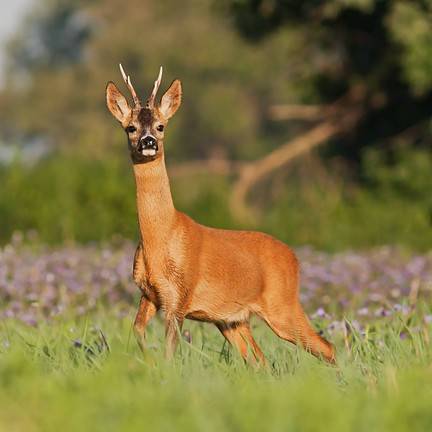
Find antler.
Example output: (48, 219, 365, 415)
(146, 66, 163, 108)
(119, 63, 141, 106)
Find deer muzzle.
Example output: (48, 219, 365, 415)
(138, 135, 158, 157)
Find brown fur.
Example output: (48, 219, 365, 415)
(106, 69, 335, 365)
(137, 108, 153, 128)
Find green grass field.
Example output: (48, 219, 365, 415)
(2, 308, 432, 432)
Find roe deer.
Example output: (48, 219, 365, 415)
(105, 65, 335, 365)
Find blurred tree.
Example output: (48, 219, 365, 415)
(8, 0, 92, 72)
(221, 0, 432, 145)
(220, 0, 432, 217)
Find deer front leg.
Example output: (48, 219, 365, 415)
(132, 243, 157, 351)
(133, 242, 146, 288)
(165, 312, 184, 360)
(134, 295, 157, 352)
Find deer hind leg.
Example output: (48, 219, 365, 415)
(134, 295, 157, 352)
(165, 313, 184, 360)
(217, 322, 266, 366)
(262, 303, 335, 364)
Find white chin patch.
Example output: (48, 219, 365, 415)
(141, 149, 156, 157)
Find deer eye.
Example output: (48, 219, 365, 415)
(126, 125, 136, 134)
(156, 124, 164, 132)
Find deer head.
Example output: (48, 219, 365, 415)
(106, 65, 182, 164)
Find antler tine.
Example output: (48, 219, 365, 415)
(147, 66, 163, 107)
(119, 63, 140, 106)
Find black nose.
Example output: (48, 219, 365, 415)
(138, 135, 158, 151)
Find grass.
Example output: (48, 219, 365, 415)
(2, 308, 432, 432)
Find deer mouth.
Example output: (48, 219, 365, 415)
(140, 148, 157, 157)
(132, 145, 158, 164)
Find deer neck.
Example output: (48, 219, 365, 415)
(133, 154, 176, 247)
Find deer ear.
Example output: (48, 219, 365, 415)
(159, 80, 182, 119)
(106, 82, 132, 123)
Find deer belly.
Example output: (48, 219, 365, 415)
(186, 308, 250, 323)
(185, 297, 251, 323)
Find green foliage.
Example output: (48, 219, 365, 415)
(1, 145, 431, 250)
(0, 153, 238, 244)
(263, 147, 432, 250)
(0, 154, 138, 243)
(221, 0, 432, 156)
(2, 309, 432, 432)
(363, 145, 432, 202)
(388, 2, 432, 95)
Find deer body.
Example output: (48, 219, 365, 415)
(106, 65, 335, 364)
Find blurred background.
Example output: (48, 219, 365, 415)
(0, 0, 431, 250)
